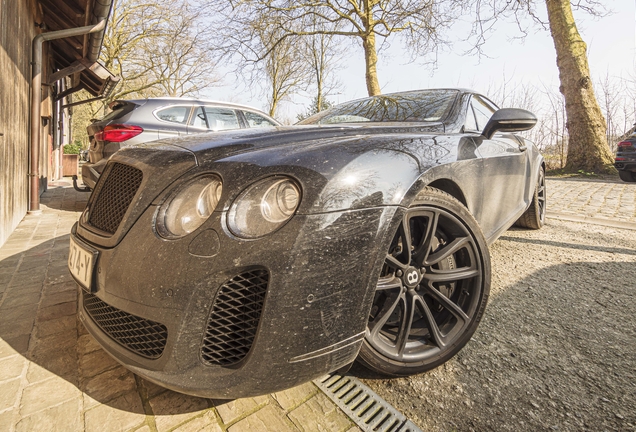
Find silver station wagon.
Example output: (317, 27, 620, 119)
(81, 98, 280, 190)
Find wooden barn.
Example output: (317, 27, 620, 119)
(0, 0, 116, 246)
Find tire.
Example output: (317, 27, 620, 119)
(356, 187, 491, 377)
(515, 167, 546, 229)
(618, 170, 636, 182)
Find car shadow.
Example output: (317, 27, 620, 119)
(546, 175, 625, 185)
(349, 259, 636, 431)
(499, 232, 636, 256)
(39, 183, 90, 213)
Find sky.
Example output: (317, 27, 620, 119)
(205, 0, 636, 124)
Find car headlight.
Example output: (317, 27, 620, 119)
(156, 176, 222, 238)
(228, 177, 301, 238)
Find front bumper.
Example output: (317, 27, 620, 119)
(71, 204, 397, 398)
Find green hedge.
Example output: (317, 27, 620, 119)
(63, 142, 82, 155)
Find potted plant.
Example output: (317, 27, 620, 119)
(62, 142, 82, 177)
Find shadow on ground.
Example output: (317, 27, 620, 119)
(0, 236, 214, 419)
(356, 255, 636, 431)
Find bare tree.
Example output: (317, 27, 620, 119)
(209, 0, 457, 96)
(542, 84, 568, 169)
(100, 0, 165, 105)
(597, 72, 621, 153)
(142, 2, 221, 97)
(468, 0, 614, 173)
(544, 0, 614, 173)
(597, 72, 636, 152)
(247, 25, 310, 117)
(301, 30, 344, 115)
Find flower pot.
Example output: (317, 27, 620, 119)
(63, 154, 79, 177)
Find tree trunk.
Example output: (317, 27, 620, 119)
(316, 79, 323, 113)
(362, 32, 381, 96)
(361, 1, 381, 96)
(269, 98, 277, 117)
(545, 0, 614, 173)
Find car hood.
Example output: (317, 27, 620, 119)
(152, 123, 441, 157)
(116, 123, 474, 214)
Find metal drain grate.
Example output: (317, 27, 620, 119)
(314, 374, 422, 432)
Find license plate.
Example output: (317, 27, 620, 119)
(68, 236, 97, 291)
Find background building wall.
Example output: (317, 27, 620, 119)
(0, 0, 39, 247)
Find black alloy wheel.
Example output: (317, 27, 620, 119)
(516, 168, 546, 229)
(357, 187, 490, 376)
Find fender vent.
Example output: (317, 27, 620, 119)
(201, 269, 269, 366)
(88, 162, 143, 234)
(83, 292, 167, 359)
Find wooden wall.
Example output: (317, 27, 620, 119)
(0, 0, 39, 247)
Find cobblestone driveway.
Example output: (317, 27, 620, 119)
(1, 176, 633, 431)
(547, 177, 636, 226)
(0, 186, 359, 432)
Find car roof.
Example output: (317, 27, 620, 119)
(111, 98, 273, 114)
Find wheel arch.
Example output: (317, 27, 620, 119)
(426, 178, 468, 208)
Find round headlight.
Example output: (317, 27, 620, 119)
(228, 177, 301, 238)
(156, 176, 222, 238)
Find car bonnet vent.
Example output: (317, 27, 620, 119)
(88, 162, 143, 234)
(201, 269, 269, 366)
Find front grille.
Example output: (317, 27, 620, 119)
(201, 269, 269, 366)
(83, 292, 167, 359)
(88, 162, 143, 234)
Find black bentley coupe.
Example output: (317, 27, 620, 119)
(68, 89, 545, 398)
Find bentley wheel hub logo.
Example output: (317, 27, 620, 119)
(407, 270, 419, 285)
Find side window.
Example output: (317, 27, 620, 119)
(464, 103, 478, 132)
(204, 107, 240, 131)
(155, 106, 190, 124)
(190, 107, 208, 128)
(472, 96, 496, 131)
(243, 111, 277, 128)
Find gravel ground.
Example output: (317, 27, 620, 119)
(355, 218, 636, 431)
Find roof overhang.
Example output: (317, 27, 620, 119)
(39, 0, 118, 98)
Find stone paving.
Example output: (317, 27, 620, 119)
(0, 184, 360, 432)
(1, 176, 634, 432)
(546, 177, 636, 224)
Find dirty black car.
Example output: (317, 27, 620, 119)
(68, 89, 545, 398)
(615, 134, 636, 182)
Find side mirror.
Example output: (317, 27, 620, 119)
(482, 108, 537, 139)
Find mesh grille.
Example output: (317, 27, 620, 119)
(83, 292, 167, 359)
(201, 269, 269, 366)
(88, 162, 143, 234)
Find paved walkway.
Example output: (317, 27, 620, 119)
(0, 184, 360, 432)
(1, 176, 634, 432)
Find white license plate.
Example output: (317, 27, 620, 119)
(68, 236, 96, 290)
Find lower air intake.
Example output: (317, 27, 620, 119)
(201, 269, 269, 366)
(83, 292, 167, 359)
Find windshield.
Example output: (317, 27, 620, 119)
(298, 89, 459, 125)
